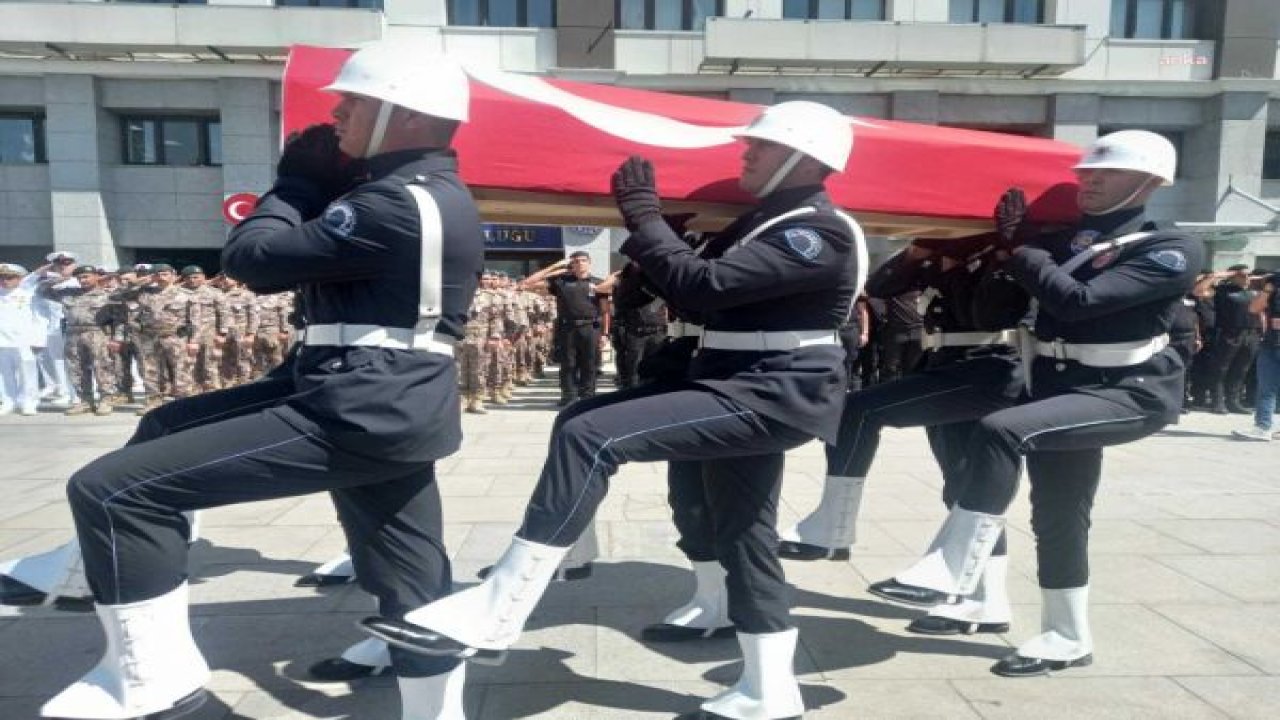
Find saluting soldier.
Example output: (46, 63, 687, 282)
(133, 264, 200, 412)
(40, 265, 123, 416)
(253, 291, 292, 375)
(181, 265, 225, 394)
(459, 271, 498, 413)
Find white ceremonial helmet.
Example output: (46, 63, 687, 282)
(1073, 130, 1177, 187)
(322, 41, 470, 123)
(734, 101, 854, 173)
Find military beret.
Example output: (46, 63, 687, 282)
(180, 265, 205, 277)
(72, 264, 99, 276)
(150, 263, 175, 273)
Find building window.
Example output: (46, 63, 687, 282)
(783, 0, 885, 20)
(949, 0, 1044, 23)
(1110, 0, 1200, 39)
(0, 114, 45, 164)
(617, 1, 723, 31)
(121, 116, 221, 167)
(1264, 131, 1280, 181)
(275, 1, 384, 7)
(448, 0, 555, 27)
(1098, 127, 1185, 178)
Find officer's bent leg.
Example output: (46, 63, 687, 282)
(67, 407, 433, 604)
(825, 367, 1012, 478)
(130, 376, 295, 445)
(518, 387, 811, 547)
(669, 460, 718, 563)
(703, 453, 790, 633)
(1027, 449, 1102, 589)
(930, 421, 1008, 557)
(331, 468, 461, 678)
(959, 392, 1163, 516)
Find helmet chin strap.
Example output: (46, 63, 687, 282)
(363, 101, 395, 158)
(1087, 175, 1157, 216)
(756, 149, 804, 198)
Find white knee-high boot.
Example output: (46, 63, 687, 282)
(643, 561, 734, 641)
(398, 663, 466, 720)
(893, 507, 1006, 596)
(917, 555, 1012, 633)
(41, 583, 210, 719)
(296, 550, 357, 587)
(0, 538, 92, 606)
(700, 628, 804, 720)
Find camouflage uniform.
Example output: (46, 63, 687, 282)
(136, 284, 200, 405)
(112, 292, 146, 402)
(458, 289, 498, 413)
(253, 292, 291, 375)
(187, 284, 225, 393)
(219, 286, 259, 387)
(510, 288, 535, 385)
(43, 283, 121, 415)
(487, 288, 515, 403)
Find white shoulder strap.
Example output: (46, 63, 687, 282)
(405, 183, 444, 327)
(731, 207, 817, 251)
(1059, 231, 1156, 277)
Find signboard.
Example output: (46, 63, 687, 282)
(484, 224, 562, 251)
(222, 193, 260, 225)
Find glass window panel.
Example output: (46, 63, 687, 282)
(618, 0, 646, 29)
(816, 0, 845, 19)
(689, 0, 717, 30)
(450, 0, 481, 25)
(161, 119, 200, 166)
(976, 0, 1004, 22)
(950, 1, 975, 23)
(1264, 132, 1280, 180)
(783, 0, 810, 18)
(1168, 0, 1194, 39)
(1011, 0, 1040, 23)
(487, 0, 519, 26)
(527, 0, 554, 27)
(0, 117, 37, 164)
(207, 121, 222, 166)
(1110, 0, 1128, 36)
(654, 0, 682, 30)
(1133, 0, 1164, 38)
(125, 119, 158, 165)
(851, 0, 884, 20)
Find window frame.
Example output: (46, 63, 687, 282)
(447, 0, 557, 28)
(1263, 130, 1280, 181)
(615, 0, 725, 31)
(274, 1, 384, 7)
(1110, 0, 1200, 40)
(119, 114, 222, 168)
(0, 112, 47, 165)
(782, 0, 886, 20)
(949, 0, 1045, 24)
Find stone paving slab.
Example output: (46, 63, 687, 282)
(0, 376, 1276, 719)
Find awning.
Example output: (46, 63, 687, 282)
(283, 45, 1080, 237)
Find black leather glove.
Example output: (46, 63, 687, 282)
(994, 187, 1027, 249)
(277, 124, 361, 203)
(611, 156, 663, 231)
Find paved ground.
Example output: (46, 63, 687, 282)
(1, 374, 1277, 719)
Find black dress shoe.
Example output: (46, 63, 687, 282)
(295, 572, 357, 588)
(307, 657, 389, 682)
(991, 652, 1093, 677)
(359, 617, 507, 666)
(907, 615, 1010, 636)
(777, 540, 851, 562)
(641, 623, 736, 643)
(477, 562, 593, 582)
(867, 579, 950, 608)
(674, 711, 800, 720)
(0, 575, 47, 606)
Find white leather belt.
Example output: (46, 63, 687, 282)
(700, 329, 839, 351)
(921, 329, 1017, 352)
(303, 323, 456, 357)
(667, 321, 704, 339)
(1033, 334, 1169, 368)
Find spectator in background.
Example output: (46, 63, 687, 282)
(0, 263, 43, 416)
(1206, 264, 1261, 414)
(1233, 271, 1279, 442)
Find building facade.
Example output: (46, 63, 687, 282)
(1, 0, 1278, 271)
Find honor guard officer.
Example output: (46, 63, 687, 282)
(43, 42, 483, 720)
(366, 100, 867, 720)
(870, 130, 1202, 678)
(780, 191, 1035, 639)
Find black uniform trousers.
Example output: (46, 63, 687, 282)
(557, 320, 600, 400)
(518, 381, 810, 633)
(67, 378, 459, 678)
(613, 327, 667, 390)
(1207, 329, 1260, 407)
(824, 353, 1017, 557)
(877, 332, 923, 383)
(954, 355, 1176, 589)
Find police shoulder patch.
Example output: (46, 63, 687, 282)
(782, 228, 823, 261)
(322, 201, 358, 238)
(1147, 249, 1188, 274)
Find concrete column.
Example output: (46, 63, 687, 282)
(1049, 93, 1099, 148)
(217, 78, 275, 205)
(44, 75, 117, 268)
(890, 90, 939, 124)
